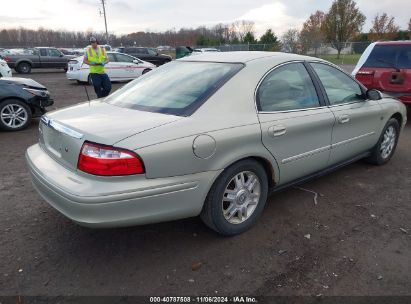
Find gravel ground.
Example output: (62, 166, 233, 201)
(0, 68, 410, 298)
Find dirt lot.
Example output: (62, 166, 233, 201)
(0, 69, 410, 299)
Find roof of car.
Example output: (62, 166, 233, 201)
(375, 40, 411, 45)
(178, 51, 318, 63)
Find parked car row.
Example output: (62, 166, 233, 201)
(115, 47, 172, 66)
(0, 45, 173, 74)
(67, 51, 156, 84)
(2, 47, 71, 74)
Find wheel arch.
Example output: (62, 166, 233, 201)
(15, 59, 33, 67)
(390, 112, 403, 127)
(218, 155, 279, 188)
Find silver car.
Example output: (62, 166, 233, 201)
(26, 52, 407, 235)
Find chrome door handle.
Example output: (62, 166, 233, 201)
(338, 115, 350, 124)
(268, 125, 287, 137)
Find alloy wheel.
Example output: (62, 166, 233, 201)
(0, 104, 28, 129)
(380, 125, 396, 159)
(222, 171, 261, 224)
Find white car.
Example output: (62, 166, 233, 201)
(66, 51, 156, 84)
(0, 58, 12, 77)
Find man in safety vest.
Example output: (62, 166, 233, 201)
(84, 37, 111, 98)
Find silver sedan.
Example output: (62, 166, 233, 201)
(26, 52, 407, 235)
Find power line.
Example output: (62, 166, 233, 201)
(99, 0, 109, 44)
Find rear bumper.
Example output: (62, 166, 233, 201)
(26, 143, 220, 228)
(66, 69, 85, 82)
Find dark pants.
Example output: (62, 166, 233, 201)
(90, 73, 112, 98)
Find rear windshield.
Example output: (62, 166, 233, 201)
(105, 61, 243, 116)
(363, 44, 411, 69)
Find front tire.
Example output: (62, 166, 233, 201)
(0, 99, 32, 131)
(366, 118, 400, 165)
(201, 159, 268, 236)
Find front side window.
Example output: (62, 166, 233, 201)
(48, 49, 62, 57)
(257, 63, 320, 112)
(105, 61, 243, 116)
(148, 49, 157, 55)
(311, 63, 364, 105)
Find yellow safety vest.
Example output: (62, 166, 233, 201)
(87, 47, 106, 74)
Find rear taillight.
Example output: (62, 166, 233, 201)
(355, 69, 375, 86)
(4, 56, 11, 62)
(78, 142, 144, 176)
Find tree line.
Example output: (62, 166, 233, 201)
(0, 0, 410, 58)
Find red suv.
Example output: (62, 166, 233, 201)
(353, 41, 411, 104)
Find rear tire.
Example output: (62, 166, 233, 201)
(201, 159, 268, 236)
(0, 99, 32, 131)
(87, 74, 92, 85)
(366, 118, 400, 165)
(16, 62, 31, 74)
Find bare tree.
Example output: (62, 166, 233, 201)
(369, 13, 399, 41)
(231, 20, 255, 42)
(282, 29, 300, 53)
(300, 10, 325, 55)
(323, 0, 366, 58)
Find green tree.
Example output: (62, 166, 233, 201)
(259, 29, 279, 44)
(243, 31, 257, 44)
(323, 0, 366, 58)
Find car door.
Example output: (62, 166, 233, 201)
(47, 48, 66, 68)
(38, 48, 51, 68)
(104, 53, 118, 80)
(114, 53, 141, 79)
(309, 62, 383, 165)
(257, 62, 335, 185)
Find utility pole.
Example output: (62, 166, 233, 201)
(100, 0, 109, 44)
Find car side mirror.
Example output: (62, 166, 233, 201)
(366, 89, 382, 100)
(60, 54, 64, 57)
(133, 59, 139, 64)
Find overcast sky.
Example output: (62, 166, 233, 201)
(1, 0, 410, 38)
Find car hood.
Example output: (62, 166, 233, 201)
(0, 77, 46, 89)
(45, 100, 183, 145)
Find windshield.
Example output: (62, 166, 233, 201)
(105, 61, 243, 116)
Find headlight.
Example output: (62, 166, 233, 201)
(23, 88, 50, 97)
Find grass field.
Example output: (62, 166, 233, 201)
(318, 54, 361, 65)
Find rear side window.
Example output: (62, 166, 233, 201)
(115, 53, 134, 63)
(105, 61, 243, 116)
(363, 44, 411, 69)
(107, 53, 116, 62)
(257, 63, 320, 112)
(311, 63, 364, 105)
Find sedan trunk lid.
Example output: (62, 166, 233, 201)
(40, 100, 182, 171)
